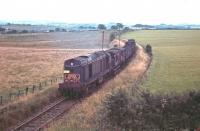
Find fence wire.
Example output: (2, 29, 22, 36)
(0, 76, 63, 106)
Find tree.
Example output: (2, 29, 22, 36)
(7, 30, 17, 34)
(21, 30, 28, 33)
(111, 25, 118, 30)
(116, 23, 124, 30)
(98, 24, 107, 30)
(0, 27, 5, 32)
(62, 28, 67, 32)
(49, 29, 54, 32)
(116, 23, 124, 45)
(123, 27, 130, 31)
(55, 28, 60, 32)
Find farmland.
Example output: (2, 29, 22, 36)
(123, 30, 200, 93)
(0, 31, 110, 48)
(0, 31, 111, 95)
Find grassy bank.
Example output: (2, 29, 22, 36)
(123, 30, 200, 93)
(0, 85, 60, 130)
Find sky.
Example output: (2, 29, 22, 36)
(0, 0, 200, 24)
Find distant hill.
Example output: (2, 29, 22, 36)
(131, 24, 200, 30)
(0, 20, 200, 31)
(133, 24, 155, 28)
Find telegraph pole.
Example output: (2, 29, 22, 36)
(102, 30, 104, 50)
(118, 30, 120, 47)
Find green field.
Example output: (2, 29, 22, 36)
(123, 30, 200, 94)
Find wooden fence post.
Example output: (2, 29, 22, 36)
(32, 85, 35, 93)
(0, 96, 2, 105)
(26, 87, 29, 95)
(9, 93, 12, 101)
(18, 90, 21, 98)
(39, 83, 42, 90)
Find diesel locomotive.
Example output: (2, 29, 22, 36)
(59, 39, 136, 96)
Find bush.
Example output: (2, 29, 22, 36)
(49, 30, 55, 32)
(7, 30, 17, 34)
(146, 44, 152, 55)
(99, 86, 200, 130)
(0, 27, 5, 32)
(99, 87, 147, 130)
(21, 30, 28, 33)
(98, 89, 129, 130)
(62, 29, 67, 32)
(55, 28, 60, 32)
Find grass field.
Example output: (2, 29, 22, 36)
(0, 31, 111, 48)
(123, 30, 200, 93)
(0, 48, 95, 94)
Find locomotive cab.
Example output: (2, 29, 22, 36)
(59, 57, 88, 92)
(64, 59, 81, 85)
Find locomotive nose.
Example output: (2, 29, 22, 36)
(64, 73, 80, 83)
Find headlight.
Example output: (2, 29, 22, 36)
(64, 70, 70, 73)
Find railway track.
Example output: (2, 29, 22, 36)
(11, 97, 78, 131)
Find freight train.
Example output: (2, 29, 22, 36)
(59, 39, 136, 97)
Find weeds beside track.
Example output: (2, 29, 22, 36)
(11, 97, 78, 131)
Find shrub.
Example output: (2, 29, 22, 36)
(0, 27, 5, 32)
(7, 30, 17, 34)
(99, 86, 200, 130)
(99, 87, 147, 130)
(146, 44, 152, 55)
(55, 28, 60, 32)
(21, 30, 28, 33)
(49, 30, 55, 32)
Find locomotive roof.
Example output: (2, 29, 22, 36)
(128, 39, 135, 43)
(106, 47, 123, 55)
(64, 50, 107, 67)
(111, 47, 125, 51)
(64, 57, 87, 67)
(124, 39, 135, 46)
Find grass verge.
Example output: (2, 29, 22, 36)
(0, 85, 60, 130)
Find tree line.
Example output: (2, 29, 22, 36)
(97, 23, 131, 31)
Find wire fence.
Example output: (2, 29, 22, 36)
(0, 76, 63, 106)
